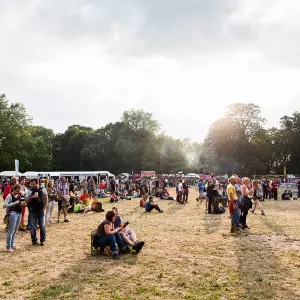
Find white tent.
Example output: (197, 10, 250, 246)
(0, 171, 23, 177)
(23, 171, 39, 178)
(185, 173, 200, 179)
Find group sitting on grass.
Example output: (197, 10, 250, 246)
(92, 208, 145, 260)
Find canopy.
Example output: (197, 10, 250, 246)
(23, 171, 39, 178)
(0, 171, 23, 177)
(185, 173, 200, 179)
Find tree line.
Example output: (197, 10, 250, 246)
(1, 93, 299, 176)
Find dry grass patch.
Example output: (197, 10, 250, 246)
(0, 189, 300, 299)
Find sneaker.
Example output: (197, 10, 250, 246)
(132, 241, 145, 253)
(7, 248, 14, 253)
(40, 242, 45, 246)
(159, 210, 164, 213)
(250, 209, 254, 214)
(261, 211, 265, 215)
(64, 219, 69, 223)
(32, 242, 39, 246)
(112, 254, 120, 260)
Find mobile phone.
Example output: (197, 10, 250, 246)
(123, 221, 129, 228)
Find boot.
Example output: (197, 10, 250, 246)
(230, 224, 236, 233)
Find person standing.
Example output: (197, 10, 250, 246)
(226, 176, 240, 233)
(25, 179, 48, 246)
(3, 184, 27, 252)
(240, 178, 251, 230)
(182, 179, 189, 203)
(176, 180, 183, 204)
(56, 177, 70, 223)
(197, 179, 205, 201)
(19, 178, 28, 231)
(271, 179, 278, 200)
(45, 181, 57, 224)
(3, 177, 17, 200)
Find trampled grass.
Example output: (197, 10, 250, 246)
(0, 188, 300, 300)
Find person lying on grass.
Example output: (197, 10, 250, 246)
(74, 200, 90, 213)
(93, 210, 129, 260)
(145, 197, 164, 213)
(112, 207, 144, 253)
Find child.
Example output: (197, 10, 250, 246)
(250, 180, 265, 215)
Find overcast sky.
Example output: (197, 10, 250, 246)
(1, 0, 299, 141)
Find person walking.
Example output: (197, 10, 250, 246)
(25, 179, 48, 246)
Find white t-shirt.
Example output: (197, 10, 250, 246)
(25, 188, 48, 198)
(178, 183, 183, 192)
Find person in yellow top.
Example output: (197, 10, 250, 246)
(226, 176, 240, 233)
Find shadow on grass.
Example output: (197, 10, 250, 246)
(203, 213, 222, 235)
(236, 223, 299, 299)
(28, 241, 140, 300)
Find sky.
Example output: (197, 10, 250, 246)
(1, 0, 300, 142)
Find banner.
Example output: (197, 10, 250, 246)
(15, 159, 19, 176)
(141, 171, 156, 178)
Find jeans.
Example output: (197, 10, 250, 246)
(231, 207, 241, 225)
(45, 201, 56, 223)
(145, 204, 161, 212)
(30, 210, 46, 243)
(272, 189, 278, 200)
(6, 211, 22, 249)
(183, 191, 188, 203)
(95, 233, 126, 255)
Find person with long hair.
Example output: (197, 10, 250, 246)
(93, 210, 128, 260)
(251, 180, 265, 215)
(45, 181, 57, 224)
(3, 184, 27, 252)
(240, 177, 251, 230)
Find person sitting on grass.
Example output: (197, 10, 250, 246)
(112, 207, 145, 253)
(80, 190, 91, 206)
(288, 190, 293, 199)
(74, 201, 87, 213)
(93, 211, 128, 260)
(110, 192, 119, 203)
(145, 197, 164, 213)
(281, 190, 290, 200)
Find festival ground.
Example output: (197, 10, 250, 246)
(0, 188, 300, 300)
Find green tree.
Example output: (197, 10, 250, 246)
(0, 94, 32, 171)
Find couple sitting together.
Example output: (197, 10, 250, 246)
(93, 207, 145, 260)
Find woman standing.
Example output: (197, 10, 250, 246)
(240, 177, 251, 230)
(251, 180, 265, 215)
(45, 181, 57, 224)
(3, 184, 26, 252)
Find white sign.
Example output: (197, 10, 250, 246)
(15, 159, 19, 176)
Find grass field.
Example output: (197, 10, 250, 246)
(0, 188, 300, 300)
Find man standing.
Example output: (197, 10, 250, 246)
(182, 179, 189, 203)
(176, 180, 183, 204)
(25, 178, 48, 246)
(271, 179, 278, 200)
(56, 177, 70, 223)
(226, 176, 240, 233)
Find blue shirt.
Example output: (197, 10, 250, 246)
(114, 215, 122, 229)
(198, 182, 204, 191)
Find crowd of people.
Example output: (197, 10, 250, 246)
(1, 174, 300, 256)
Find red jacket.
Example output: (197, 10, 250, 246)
(3, 184, 11, 200)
